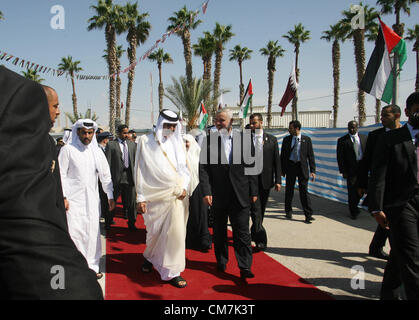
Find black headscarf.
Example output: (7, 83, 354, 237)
(0, 66, 103, 299)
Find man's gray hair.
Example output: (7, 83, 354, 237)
(216, 107, 233, 120)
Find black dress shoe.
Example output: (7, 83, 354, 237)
(305, 216, 315, 223)
(240, 269, 255, 279)
(200, 244, 212, 252)
(216, 263, 226, 272)
(369, 249, 389, 260)
(285, 212, 292, 219)
(256, 243, 267, 251)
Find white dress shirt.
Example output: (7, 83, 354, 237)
(350, 133, 363, 160)
(289, 134, 302, 162)
(118, 138, 129, 164)
(253, 129, 264, 152)
(220, 129, 233, 163)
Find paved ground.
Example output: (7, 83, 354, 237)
(98, 188, 389, 300)
(262, 188, 389, 300)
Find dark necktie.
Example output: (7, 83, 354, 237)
(123, 141, 129, 168)
(291, 137, 299, 162)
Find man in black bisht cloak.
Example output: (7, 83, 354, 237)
(0, 66, 103, 299)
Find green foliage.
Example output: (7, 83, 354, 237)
(164, 76, 228, 128)
(148, 48, 173, 64)
(65, 109, 99, 124)
(21, 69, 44, 83)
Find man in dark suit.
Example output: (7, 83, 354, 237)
(105, 124, 137, 230)
(200, 108, 259, 280)
(0, 66, 103, 299)
(358, 105, 401, 299)
(336, 120, 367, 219)
(98, 131, 113, 228)
(42, 85, 69, 213)
(280, 120, 316, 224)
(249, 113, 281, 251)
(369, 92, 419, 300)
(358, 105, 402, 260)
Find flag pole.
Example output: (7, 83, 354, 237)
(392, 51, 399, 105)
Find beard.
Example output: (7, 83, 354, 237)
(162, 128, 175, 138)
(81, 138, 92, 145)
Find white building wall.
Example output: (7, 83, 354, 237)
(228, 106, 332, 128)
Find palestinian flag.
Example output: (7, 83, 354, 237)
(197, 101, 208, 130)
(360, 17, 407, 104)
(239, 79, 253, 118)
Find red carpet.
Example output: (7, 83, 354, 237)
(105, 206, 332, 300)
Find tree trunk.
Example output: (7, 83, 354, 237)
(213, 47, 222, 117)
(125, 35, 137, 128)
(71, 75, 78, 118)
(239, 60, 244, 104)
(332, 40, 340, 128)
(292, 46, 299, 121)
(202, 59, 206, 80)
(394, 7, 404, 36)
(353, 29, 366, 126)
(182, 30, 193, 88)
(375, 99, 381, 124)
(106, 26, 117, 135)
(203, 56, 212, 111)
(158, 62, 163, 112)
(267, 57, 274, 129)
(116, 62, 121, 124)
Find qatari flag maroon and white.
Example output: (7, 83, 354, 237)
(279, 64, 298, 116)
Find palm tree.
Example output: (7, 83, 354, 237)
(124, 1, 150, 127)
(211, 23, 234, 117)
(376, 0, 415, 36)
(192, 33, 215, 106)
(229, 45, 253, 103)
(260, 40, 285, 129)
(406, 25, 419, 91)
(21, 69, 44, 83)
(58, 56, 83, 118)
(321, 23, 346, 128)
(148, 48, 173, 112)
(103, 46, 125, 124)
(165, 76, 227, 129)
(341, 3, 379, 126)
(167, 6, 202, 88)
(87, 0, 125, 134)
(0, 10, 4, 21)
(283, 23, 310, 121)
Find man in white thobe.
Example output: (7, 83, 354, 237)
(58, 119, 115, 278)
(135, 109, 191, 288)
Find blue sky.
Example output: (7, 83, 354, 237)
(0, 0, 417, 129)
